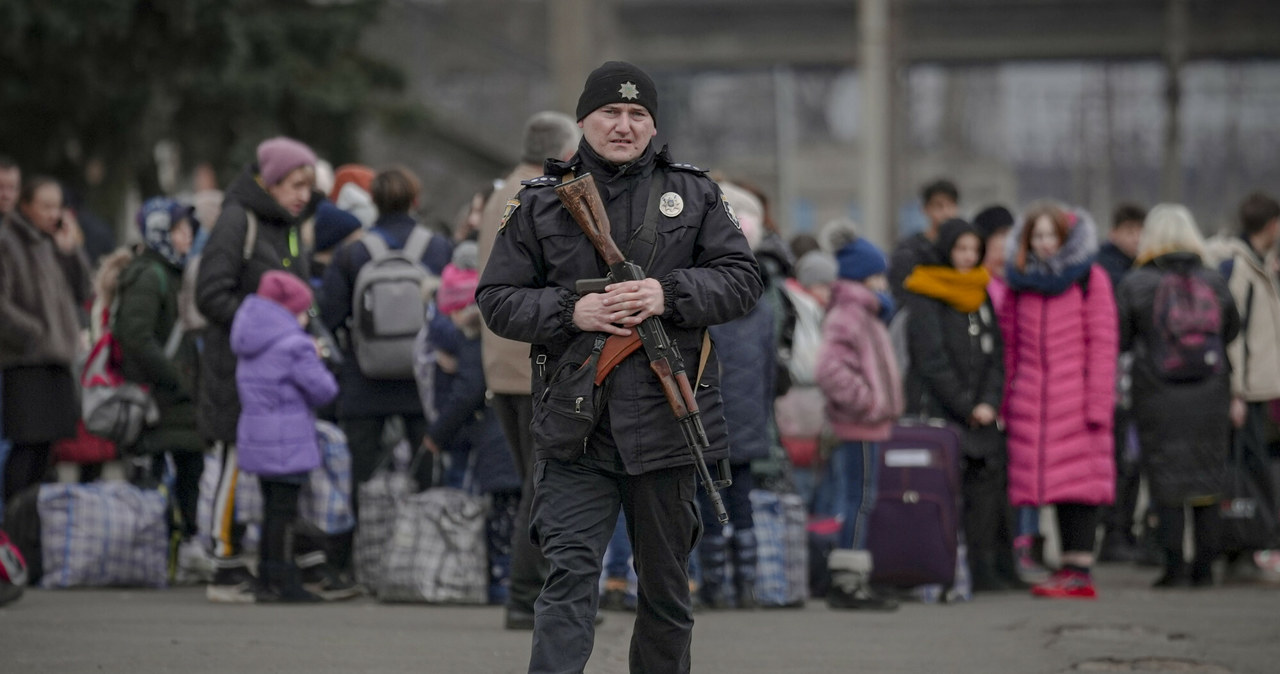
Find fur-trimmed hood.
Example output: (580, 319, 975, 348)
(1005, 204, 1100, 294)
(1005, 204, 1099, 276)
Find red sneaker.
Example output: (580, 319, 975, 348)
(1031, 569, 1097, 599)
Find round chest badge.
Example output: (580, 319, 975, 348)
(659, 192, 684, 218)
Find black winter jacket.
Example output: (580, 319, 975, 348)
(477, 141, 763, 474)
(904, 295, 1004, 428)
(194, 165, 321, 443)
(115, 249, 202, 454)
(1117, 253, 1241, 506)
(709, 296, 776, 464)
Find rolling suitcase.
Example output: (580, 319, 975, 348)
(867, 419, 962, 590)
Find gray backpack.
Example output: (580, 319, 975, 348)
(351, 227, 435, 379)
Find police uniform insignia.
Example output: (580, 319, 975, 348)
(721, 194, 741, 229)
(619, 82, 640, 100)
(659, 192, 684, 218)
(499, 198, 520, 230)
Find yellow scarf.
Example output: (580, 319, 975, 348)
(903, 265, 991, 313)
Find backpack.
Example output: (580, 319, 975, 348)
(1149, 271, 1225, 382)
(351, 228, 435, 379)
(81, 263, 181, 447)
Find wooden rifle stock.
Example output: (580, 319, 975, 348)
(555, 173, 730, 524)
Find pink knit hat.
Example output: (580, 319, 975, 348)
(437, 263, 479, 315)
(257, 136, 317, 187)
(257, 270, 313, 316)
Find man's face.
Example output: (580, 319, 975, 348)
(0, 167, 20, 215)
(1110, 221, 1143, 259)
(21, 183, 62, 234)
(923, 194, 958, 230)
(579, 103, 657, 166)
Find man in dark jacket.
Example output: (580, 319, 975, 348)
(888, 179, 959, 304)
(318, 167, 452, 513)
(1096, 202, 1150, 564)
(478, 61, 762, 674)
(195, 137, 323, 602)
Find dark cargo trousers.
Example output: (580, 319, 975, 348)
(528, 456, 702, 674)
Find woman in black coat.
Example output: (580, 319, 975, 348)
(902, 218, 1021, 592)
(1116, 204, 1240, 588)
(115, 198, 203, 540)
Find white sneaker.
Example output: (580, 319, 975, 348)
(174, 539, 216, 585)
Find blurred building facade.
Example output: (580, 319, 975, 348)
(358, 0, 1280, 244)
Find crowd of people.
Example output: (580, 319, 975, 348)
(1, 59, 1279, 674)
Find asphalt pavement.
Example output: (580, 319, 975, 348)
(1, 563, 1276, 674)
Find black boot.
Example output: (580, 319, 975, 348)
(826, 550, 898, 611)
(732, 528, 758, 609)
(697, 531, 731, 610)
(970, 550, 1011, 593)
(256, 561, 322, 603)
(1151, 552, 1191, 589)
(992, 546, 1031, 590)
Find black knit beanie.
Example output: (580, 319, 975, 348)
(575, 61, 658, 123)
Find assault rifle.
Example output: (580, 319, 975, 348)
(555, 173, 733, 524)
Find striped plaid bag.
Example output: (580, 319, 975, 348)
(749, 489, 808, 608)
(299, 421, 356, 535)
(38, 482, 168, 588)
(354, 440, 414, 589)
(376, 486, 489, 604)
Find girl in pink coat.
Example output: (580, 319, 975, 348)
(1000, 202, 1118, 599)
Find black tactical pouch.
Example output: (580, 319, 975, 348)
(531, 334, 610, 461)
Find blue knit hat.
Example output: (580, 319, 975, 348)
(835, 237, 887, 281)
(137, 197, 198, 266)
(313, 200, 361, 252)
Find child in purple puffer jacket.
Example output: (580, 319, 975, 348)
(231, 270, 338, 602)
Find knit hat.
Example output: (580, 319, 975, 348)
(137, 197, 198, 266)
(256, 136, 317, 187)
(257, 270, 313, 316)
(795, 250, 838, 287)
(451, 240, 478, 271)
(313, 200, 361, 252)
(835, 237, 887, 281)
(934, 218, 984, 268)
(335, 182, 377, 227)
(576, 61, 658, 123)
(437, 263, 479, 315)
(973, 205, 1014, 241)
(329, 164, 375, 203)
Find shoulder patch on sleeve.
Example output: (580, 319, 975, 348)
(721, 193, 741, 229)
(499, 198, 520, 231)
(668, 162, 707, 175)
(520, 175, 561, 188)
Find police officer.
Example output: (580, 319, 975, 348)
(477, 61, 762, 674)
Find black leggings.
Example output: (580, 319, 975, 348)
(260, 480, 302, 564)
(1056, 502, 1100, 554)
(145, 453, 205, 539)
(1156, 504, 1219, 564)
(3, 443, 52, 507)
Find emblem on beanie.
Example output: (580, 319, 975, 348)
(619, 82, 640, 100)
(660, 192, 683, 218)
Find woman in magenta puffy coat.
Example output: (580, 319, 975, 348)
(999, 202, 1118, 599)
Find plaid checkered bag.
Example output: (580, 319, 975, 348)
(749, 489, 808, 607)
(376, 486, 489, 604)
(37, 483, 168, 588)
(299, 421, 356, 535)
(354, 440, 414, 589)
